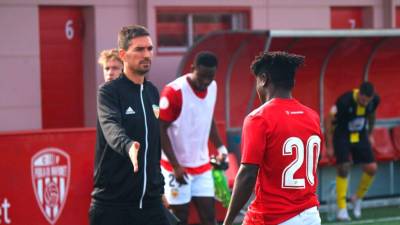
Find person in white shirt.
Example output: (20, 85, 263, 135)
(159, 51, 228, 225)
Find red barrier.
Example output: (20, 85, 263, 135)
(0, 128, 95, 225)
(371, 128, 397, 161)
(391, 126, 400, 156)
(0, 128, 228, 225)
(369, 38, 400, 119)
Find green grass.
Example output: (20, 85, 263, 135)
(321, 206, 400, 224)
(230, 206, 400, 225)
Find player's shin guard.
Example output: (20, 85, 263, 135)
(336, 176, 348, 209)
(356, 173, 374, 199)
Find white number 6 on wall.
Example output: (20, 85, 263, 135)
(65, 20, 74, 40)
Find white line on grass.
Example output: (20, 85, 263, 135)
(327, 216, 400, 225)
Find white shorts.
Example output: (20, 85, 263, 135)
(161, 167, 214, 205)
(279, 206, 321, 225)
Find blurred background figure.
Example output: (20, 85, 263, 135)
(98, 48, 123, 82)
(159, 51, 228, 225)
(326, 81, 380, 221)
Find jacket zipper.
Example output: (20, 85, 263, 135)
(139, 84, 148, 209)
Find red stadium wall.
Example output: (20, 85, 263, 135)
(39, 7, 84, 128)
(368, 38, 400, 119)
(323, 38, 380, 116)
(228, 34, 266, 128)
(0, 129, 227, 225)
(331, 7, 365, 29)
(0, 129, 95, 225)
(289, 38, 337, 113)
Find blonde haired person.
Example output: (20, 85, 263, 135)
(98, 48, 123, 82)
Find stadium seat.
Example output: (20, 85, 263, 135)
(371, 128, 397, 161)
(390, 126, 400, 157)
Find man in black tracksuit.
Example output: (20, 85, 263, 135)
(89, 25, 168, 225)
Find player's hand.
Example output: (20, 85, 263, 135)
(162, 195, 169, 208)
(173, 165, 188, 185)
(129, 141, 140, 173)
(214, 145, 229, 170)
(211, 153, 229, 171)
(216, 153, 228, 163)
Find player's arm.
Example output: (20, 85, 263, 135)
(223, 164, 258, 225)
(160, 119, 187, 184)
(325, 110, 335, 154)
(209, 117, 228, 162)
(159, 86, 187, 184)
(97, 85, 140, 172)
(367, 112, 376, 135)
(224, 114, 266, 225)
(325, 101, 341, 157)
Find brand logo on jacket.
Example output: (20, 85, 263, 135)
(126, 107, 136, 115)
(31, 148, 71, 224)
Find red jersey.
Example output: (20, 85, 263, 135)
(241, 98, 322, 225)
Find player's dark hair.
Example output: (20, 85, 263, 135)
(359, 81, 375, 97)
(250, 51, 305, 90)
(118, 25, 150, 50)
(194, 51, 218, 68)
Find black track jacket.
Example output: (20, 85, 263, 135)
(91, 74, 164, 208)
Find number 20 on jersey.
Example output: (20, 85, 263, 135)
(282, 135, 321, 189)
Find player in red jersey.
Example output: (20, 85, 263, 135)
(223, 51, 323, 225)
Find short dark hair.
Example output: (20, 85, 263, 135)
(194, 51, 218, 68)
(250, 51, 305, 90)
(118, 25, 150, 50)
(359, 81, 375, 97)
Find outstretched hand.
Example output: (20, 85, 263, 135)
(129, 141, 141, 172)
